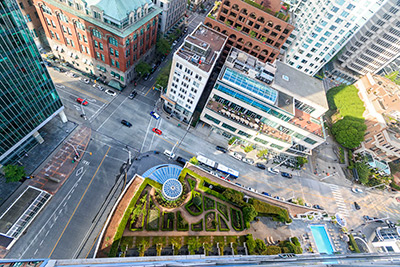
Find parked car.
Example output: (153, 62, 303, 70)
(150, 111, 160, 120)
(163, 149, 175, 159)
(172, 40, 178, 47)
(105, 89, 117, 96)
(128, 91, 137, 99)
(351, 188, 363, 194)
(256, 163, 266, 169)
(313, 204, 324, 210)
(354, 202, 361, 210)
(152, 128, 162, 135)
(267, 167, 279, 175)
(176, 156, 187, 165)
(363, 215, 372, 221)
(52, 66, 65, 72)
(281, 172, 293, 179)
(261, 192, 271, 196)
(216, 146, 228, 153)
(121, 120, 132, 127)
(230, 152, 243, 160)
(143, 73, 150, 81)
(386, 220, 396, 228)
(304, 203, 312, 208)
(93, 84, 104, 91)
(79, 77, 90, 84)
(274, 196, 285, 201)
(235, 183, 242, 187)
(248, 187, 258, 193)
(242, 158, 254, 165)
(76, 98, 88, 105)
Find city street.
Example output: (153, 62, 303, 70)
(6, 9, 400, 260)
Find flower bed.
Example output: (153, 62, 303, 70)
(161, 212, 174, 231)
(176, 210, 189, 231)
(205, 211, 217, 231)
(204, 196, 215, 210)
(230, 208, 244, 231)
(218, 214, 229, 231)
(191, 219, 203, 231)
(217, 202, 229, 220)
(146, 197, 160, 231)
(129, 191, 148, 231)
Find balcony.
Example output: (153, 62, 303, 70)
(206, 99, 292, 144)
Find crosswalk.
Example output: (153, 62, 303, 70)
(329, 184, 350, 217)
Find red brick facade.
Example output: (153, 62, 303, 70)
(204, 0, 294, 62)
(34, 0, 158, 85)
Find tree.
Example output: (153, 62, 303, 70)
(203, 242, 212, 256)
(188, 237, 201, 255)
(257, 149, 268, 158)
(243, 205, 258, 228)
(138, 239, 149, 256)
(135, 61, 151, 77)
(193, 195, 202, 207)
(255, 238, 267, 254)
(189, 157, 199, 165)
(246, 234, 256, 254)
(355, 157, 371, 185)
(296, 157, 308, 167)
(3, 165, 26, 183)
(331, 117, 366, 149)
(170, 237, 182, 255)
(156, 38, 171, 55)
(155, 61, 171, 90)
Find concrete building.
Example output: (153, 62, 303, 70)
(200, 48, 328, 156)
(284, 0, 385, 76)
(0, 0, 66, 165)
(151, 0, 186, 35)
(372, 226, 400, 253)
(33, 0, 161, 87)
(162, 24, 227, 123)
(204, 0, 294, 63)
(329, 0, 400, 84)
(354, 73, 400, 170)
(17, 0, 48, 49)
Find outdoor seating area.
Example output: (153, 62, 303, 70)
(289, 109, 324, 138)
(206, 100, 291, 143)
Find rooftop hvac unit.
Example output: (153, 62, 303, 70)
(192, 54, 200, 63)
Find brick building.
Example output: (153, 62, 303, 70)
(355, 73, 400, 172)
(34, 0, 161, 87)
(204, 0, 294, 63)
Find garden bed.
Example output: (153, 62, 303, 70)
(161, 212, 174, 231)
(218, 214, 229, 231)
(217, 202, 229, 220)
(191, 219, 203, 231)
(129, 191, 148, 231)
(176, 210, 189, 231)
(204, 196, 215, 210)
(230, 208, 244, 231)
(185, 191, 203, 216)
(205, 211, 217, 231)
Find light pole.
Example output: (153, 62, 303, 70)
(366, 183, 388, 191)
(80, 98, 87, 120)
(272, 157, 291, 171)
(320, 172, 337, 181)
(169, 116, 193, 158)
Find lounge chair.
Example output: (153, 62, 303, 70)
(270, 236, 275, 244)
(266, 236, 271, 245)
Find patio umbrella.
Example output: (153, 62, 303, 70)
(255, 118, 260, 123)
(245, 120, 249, 125)
(336, 213, 346, 227)
(221, 109, 226, 114)
(254, 124, 259, 130)
(225, 111, 231, 116)
(249, 122, 254, 127)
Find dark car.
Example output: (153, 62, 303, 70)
(128, 91, 137, 99)
(121, 120, 132, 127)
(52, 66, 65, 72)
(354, 202, 361, 210)
(281, 172, 293, 179)
(143, 73, 150, 81)
(373, 217, 385, 223)
(176, 156, 187, 165)
(256, 163, 266, 169)
(216, 146, 228, 153)
(262, 192, 271, 196)
(313, 204, 324, 210)
(235, 182, 242, 187)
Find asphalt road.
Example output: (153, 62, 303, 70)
(7, 10, 400, 260)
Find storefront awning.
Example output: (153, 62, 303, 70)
(108, 79, 123, 91)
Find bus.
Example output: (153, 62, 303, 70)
(197, 155, 217, 169)
(216, 163, 239, 179)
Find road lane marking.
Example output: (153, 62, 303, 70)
(48, 146, 111, 258)
(96, 98, 128, 131)
(144, 87, 152, 96)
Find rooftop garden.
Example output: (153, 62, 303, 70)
(101, 167, 293, 258)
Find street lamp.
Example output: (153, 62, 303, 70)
(80, 98, 87, 120)
(169, 116, 193, 158)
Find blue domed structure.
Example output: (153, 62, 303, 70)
(162, 179, 183, 201)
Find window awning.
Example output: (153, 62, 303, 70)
(108, 79, 123, 91)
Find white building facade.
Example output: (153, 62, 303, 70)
(200, 48, 328, 156)
(284, 0, 385, 76)
(152, 0, 186, 35)
(162, 24, 227, 123)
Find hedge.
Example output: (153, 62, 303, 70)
(204, 196, 215, 210)
(265, 245, 282, 255)
(348, 234, 361, 253)
(191, 219, 203, 231)
(109, 178, 155, 256)
(176, 210, 189, 231)
(185, 191, 203, 216)
(161, 212, 175, 231)
(218, 214, 229, 231)
(249, 198, 291, 223)
(230, 208, 244, 231)
(217, 202, 229, 220)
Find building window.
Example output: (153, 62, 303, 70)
(99, 42, 103, 50)
(96, 51, 100, 58)
(92, 29, 102, 38)
(109, 37, 118, 46)
(254, 137, 268, 145)
(111, 59, 115, 66)
(42, 5, 52, 15)
(115, 50, 119, 58)
(59, 13, 69, 23)
(83, 35, 87, 43)
(116, 61, 120, 68)
(238, 130, 252, 138)
(222, 123, 236, 132)
(94, 40, 98, 48)
(270, 143, 283, 150)
(304, 137, 317, 145)
(101, 54, 105, 61)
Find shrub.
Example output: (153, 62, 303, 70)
(189, 157, 199, 165)
(176, 211, 189, 231)
(193, 195, 202, 207)
(230, 208, 244, 231)
(185, 191, 203, 216)
(348, 234, 361, 253)
(257, 149, 268, 158)
(222, 188, 245, 206)
(249, 198, 290, 223)
(255, 238, 267, 254)
(204, 196, 215, 210)
(188, 178, 197, 190)
(205, 211, 217, 231)
(242, 205, 258, 229)
(244, 145, 254, 153)
(161, 212, 174, 231)
(265, 245, 282, 255)
(246, 234, 256, 255)
(291, 237, 300, 247)
(228, 137, 237, 145)
(3, 165, 26, 183)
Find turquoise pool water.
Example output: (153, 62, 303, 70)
(310, 225, 334, 254)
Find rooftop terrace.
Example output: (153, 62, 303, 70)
(176, 24, 227, 72)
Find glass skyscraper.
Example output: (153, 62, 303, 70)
(0, 0, 65, 164)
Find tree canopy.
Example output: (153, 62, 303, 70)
(331, 117, 367, 149)
(155, 61, 171, 90)
(243, 205, 258, 228)
(2, 165, 26, 183)
(156, 38, 171, 56)
(355, 157, 371, 185)
(135, 61, 151, 77)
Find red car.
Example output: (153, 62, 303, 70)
(76, 98, 88, 105)
(152, 128, 162, 135)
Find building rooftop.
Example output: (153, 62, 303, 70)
(84, 0, 151, 21)
(274, 61, 328, 111)
(176, 24, 227, 72)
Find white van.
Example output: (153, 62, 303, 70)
(163, 150, 176, 159)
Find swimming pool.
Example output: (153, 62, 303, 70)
(310, 225, 334, 254)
